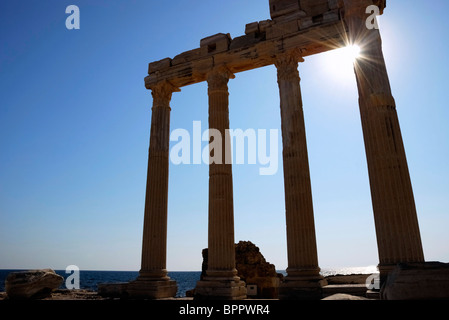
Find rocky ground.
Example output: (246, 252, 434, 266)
(0, 289, 105, 300)
(0, 274, 373, 300)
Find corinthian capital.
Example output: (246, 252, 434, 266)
(275, 49, 304, 82)
(207, 66, 235, 94)
(150, 81, 180, 108)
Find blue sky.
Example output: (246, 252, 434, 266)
(1, 1, 448, 271)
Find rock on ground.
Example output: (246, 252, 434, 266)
(200, 241, 283, 299)
(322, 293, 369, 300)
(5, 269, 63, 300)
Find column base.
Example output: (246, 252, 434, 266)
(377, 263, 396, 288)
(279, 269, 327, 300)
(126, 275, 177, 299)
(194, 276, 247, 300)
(380, 261, 449, 300)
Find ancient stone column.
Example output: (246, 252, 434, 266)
(344, 0, 425, 282)
(276, 50, 326, 300)
(195, 67, 246, 300)
(128, 80, 180, 299)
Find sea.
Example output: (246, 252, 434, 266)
(0, 266, 378, 297)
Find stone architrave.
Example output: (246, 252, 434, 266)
(344, 0, 424, 283)
(194, 67, 246, 300)
(127, 80, 180, 299)
(275, 50, 326, 299)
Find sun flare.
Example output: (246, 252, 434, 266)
(321, 45, 361, 80)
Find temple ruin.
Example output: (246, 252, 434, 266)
(126, 0, 433, 299)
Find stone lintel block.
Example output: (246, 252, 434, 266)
(323, 10, 340, 23)
(328, 0, 340, 10)
(266, 19, 299, 40)
(192, 56, 214, 75)
(272, 10, 307, 23)
(258, 20, 272, 33)
(299, 17, 314, 30)
(301, 0, 330, 17)
(200, 33, 232, 56)
(229, 34, 263, 51)
(269, 0, 301, 19)
(172, 48, 201, 66)
(148, 57, 172, 74)
(144, 21, 346, 89)
(245, 22, 259, 35)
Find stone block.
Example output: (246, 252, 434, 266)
(195, 279, 247, 300)
(381, 262, 449, 300)
(126, 278, 178, 299)
(230, 34, 263, 50)
(258, 20, 272, 33)
(269, 0, 301, 19)
(328, 0, 339, 10)
(322, 293, 369, 300)
(200, 33, 231, 56)
(298, 17, 313, 30)
(322, 284, 368, 298)
(323, 10, 339, 23)
(266, 19, 299, 40)
(148, 57, 171, 74)
(191, 56, 213, 74)
(300, 0, 330, 17)
(279, 279, 326, 300)
(97, 282, 128, 298)
(5, 269, 63, 300)
(172, 48, 201, 66)
(245, 22, 259, 35)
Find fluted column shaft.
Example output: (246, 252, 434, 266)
(344, 0, 424, 276)
(140, 81, 180, 279)
(206, 67, 238, 279)
(275, 51, 321, 279)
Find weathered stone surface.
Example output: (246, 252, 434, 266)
(381, 262, 449, 300)
(322, 293, 369, 300)
(235, 241, 282, 298)
(245, 22, 259, 35)
(229, 34, 264, 51)
(148, 57, 171, 74)
(127, 278, 178, 299)
(266, 19, 299, 40)
(200, 241, 282, 299)
(172, 48, 201, 66)
(269, 0, 300, 19)
(5, 269, 63, 300)
(322, 284, 368, 298)
(301, 0, 330, 17)
(345, 0, 425, 281)
(1, 289, 103, 301)
(325, 274, 372, 285)
(200, 33, 232, 56)
(97, 282, 129, 298)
